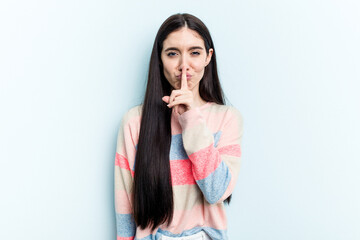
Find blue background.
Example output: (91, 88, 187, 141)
(0, 0, 359, 239)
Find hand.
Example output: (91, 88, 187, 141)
(162, 66, 195, 115)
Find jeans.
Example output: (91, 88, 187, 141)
(159, 230, 212, 240)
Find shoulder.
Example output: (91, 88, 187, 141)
(210, 102, 243, 124)
(226, 105, 243, 123)
(120, 104, 143, 128)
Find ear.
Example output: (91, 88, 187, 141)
(205, 48, 214, 67)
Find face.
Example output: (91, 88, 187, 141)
(160, 27, 213, 90)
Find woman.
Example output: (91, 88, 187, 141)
(114, 13, 244, 240)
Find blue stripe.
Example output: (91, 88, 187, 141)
(133, 145, 138, 171)
(116, 213, 136, 237)
(135, 226, 227, 240)
(196, 161, 232, 204)
(157, 226, 227, 240)
(213, 130, 222, 148)
(168, 131, 222, 160)
(135, 234, 153, 240)
(169, 133, 187, 160)
(202, 226, 228, 240)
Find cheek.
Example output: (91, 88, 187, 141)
(192, 61, 206, 75)
(192, 57, 207, 70)
(162, 60, 174, 74)
(162, 63, 172, 79)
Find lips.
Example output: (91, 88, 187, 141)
(176, 74, 192, 79)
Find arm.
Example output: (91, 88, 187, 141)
(178, 106, 244, 204)
(114, 113, 137, 240)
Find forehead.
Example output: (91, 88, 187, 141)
(163, 27, 205, 49)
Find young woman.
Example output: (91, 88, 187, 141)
(114, 13, 244, 240)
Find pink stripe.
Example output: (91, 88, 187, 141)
(218, 144, 241, 157)
(115, 155, 120, 166)
(188, 143, 222, 181)
(170, 159, 196, 185)
(115, 152, 134, 177)
(188, 143, 241, 180)
(117, 236, 134, 240)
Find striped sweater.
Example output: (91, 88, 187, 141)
(114, 101, 244, 240)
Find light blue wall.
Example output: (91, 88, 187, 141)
(1, 0, 359, 239)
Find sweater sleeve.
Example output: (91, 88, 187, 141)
(114, 113, 137, 240)
(177, 106, 244, 204)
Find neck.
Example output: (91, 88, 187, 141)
(191, 88, 207, 108)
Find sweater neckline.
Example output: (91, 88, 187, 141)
(199, 101, 213, 110)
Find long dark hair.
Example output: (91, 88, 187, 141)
(132, 13, 229, 231)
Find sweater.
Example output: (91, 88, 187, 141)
(114, 101, 244, 240)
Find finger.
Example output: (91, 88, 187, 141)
(168, 90, 181, 106)
(162, 96, 170, 104)
(181, 66, 188, 90)
(168, 91, 176, 107)
(167, 96, 189, 108)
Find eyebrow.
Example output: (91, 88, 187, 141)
(164, 46, 204, 52)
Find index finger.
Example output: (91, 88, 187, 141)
(181, 66, 188, 90)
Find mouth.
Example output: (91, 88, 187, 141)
(176, 74, 192, 80)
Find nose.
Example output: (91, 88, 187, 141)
(178, 54, 190, 72)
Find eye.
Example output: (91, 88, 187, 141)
(192, 51, 200, 55)
(167, 52, 177, 57)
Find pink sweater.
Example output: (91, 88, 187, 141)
(114, 101, 244, 240)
